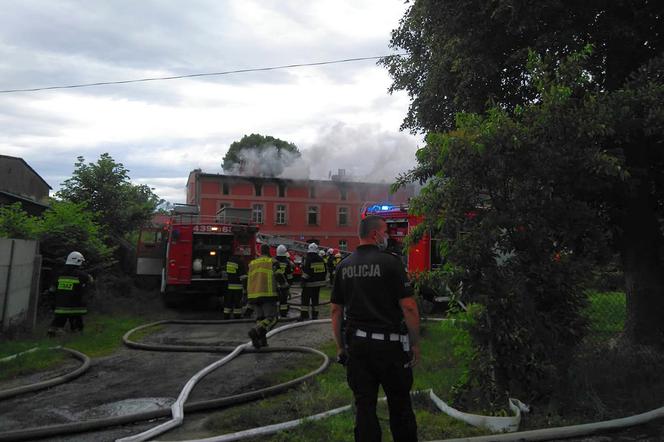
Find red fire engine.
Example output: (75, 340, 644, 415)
(361, 203, 443, 273)
(136, 206, 258, 306)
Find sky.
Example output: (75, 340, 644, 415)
(0, 0, 422, 203)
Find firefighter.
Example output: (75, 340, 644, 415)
(332, 251, 342, 281)
(224, 251, 247, 319)
(326, 248, 335, 285)
(275, 244, 294, 318)
(48, 251, 93, 336)
(300, 243, 327, 320)
(331, 215, 420, 442)
(246, 244, 280, 348)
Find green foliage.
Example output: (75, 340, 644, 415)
(0, 203, 38, 239)
(37, 199, 113, 265)
(381, 1, 663, 133)
(0, 200, 111, 267)
(222, 133, 300, 176)
(57, 153, 161, 238)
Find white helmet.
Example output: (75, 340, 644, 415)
(327, 248, 334, 255)
(66, 251, 85, 266)
(319, 250, 326, 257)
(276, 244, 288, 257)
(307, 242, 318, 253)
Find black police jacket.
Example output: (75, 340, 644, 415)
(331, 244, 413, 333)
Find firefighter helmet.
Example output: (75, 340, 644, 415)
(307, 243, 318, 253)
(327, 248, 334, 255)
(65, 251, 85, 266)
(318, 250, 325, 257)
(276, 244, 288, 256)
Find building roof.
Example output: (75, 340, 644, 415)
(0, 190, 51, 208)
(190, 171, 399, 187)
(0, 155, 52, 190)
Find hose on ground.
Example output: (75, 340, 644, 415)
(118, 319, 332, 442)
(0, 319, 330, 442)
(0, 347, 90, 401)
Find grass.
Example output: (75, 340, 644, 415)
(585, 290, 626, 335)
(0, 314, 157, 382)
(201, 319, 489, 441)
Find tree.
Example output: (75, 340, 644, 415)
(57, 153, 161, 238)
(222, 134, 300, 176)
(0, 200, 112, 267)
(0, 203, 37, 239)
(384, 1, 664, 346)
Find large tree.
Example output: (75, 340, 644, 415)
(383, 1, 664, 346)
(222, 133, 300, 176)
(57, 153, 161, 238)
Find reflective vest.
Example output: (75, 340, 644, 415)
(247, 256, 278, 301)
(226, 258, 246, 291)
(302, 253, 327, 288)
(53, 267, 90, 315)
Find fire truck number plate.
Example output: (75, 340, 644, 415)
(193, 225, 232, 233)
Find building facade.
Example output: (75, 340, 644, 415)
(0, 155, 51, 215)
(186, 170, 414, 251)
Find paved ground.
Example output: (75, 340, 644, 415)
(0, 289, 333, 442)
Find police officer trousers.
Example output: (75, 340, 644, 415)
(346, 333, 417, 442)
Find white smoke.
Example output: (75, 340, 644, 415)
(222, 123, 420, 184)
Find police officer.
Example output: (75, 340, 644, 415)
(246, 244, 280, 348)
(48, 251, 94, 335)
(275, 244, 294, 318)
(300, 243, 327, 320)
(224, 250, 247, 319)
(331, 215, 420, 442)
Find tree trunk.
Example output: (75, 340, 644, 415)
(621, 176, 664, 346)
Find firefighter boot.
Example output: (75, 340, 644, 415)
(259, 327, 268, 348)
(298, 310, 309, 322)
(248, 328, 261, 349)
(312, 310, 319, 320)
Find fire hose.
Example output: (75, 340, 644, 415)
(0, 318, 330, 442)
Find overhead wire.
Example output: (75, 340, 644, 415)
(0, 54, 406, 94)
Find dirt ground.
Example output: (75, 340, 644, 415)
(0, 287, 334, 442)
(1, 285, 662, 441)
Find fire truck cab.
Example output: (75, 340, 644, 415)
(136, 205, 257, 306)
(361, 203, 443, 274)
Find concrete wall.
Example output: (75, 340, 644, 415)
(0, 238, 41, 332)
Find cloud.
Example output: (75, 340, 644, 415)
(1, 1, 418, 204)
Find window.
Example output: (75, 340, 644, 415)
(340, 188, 347, 201)
(254, 183, 263, 196)
(309, 186, 316, 198)
(338, 207, 349, 226)
(252, 204, 264, 224)
(278, 183, 286, 198)
(222, 182, 230, 195)
(307, 206, 319, 226)
(276, 204, 287, 225)
(338, 240, 348, 251)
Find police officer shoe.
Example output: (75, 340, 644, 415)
(248, 329, 261, 349)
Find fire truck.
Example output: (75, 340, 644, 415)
(136, 205, 258, 306)
(361, 203, 443, 273)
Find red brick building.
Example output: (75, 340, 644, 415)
(186, 170, 414, 251)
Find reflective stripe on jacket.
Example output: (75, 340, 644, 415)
(247, 256, 278, 301)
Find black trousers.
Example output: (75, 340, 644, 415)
(346, 334, 417, 442)
(51, 315, 84, 331)
(278, 287, 290, 316)
(301, 286, 321, 319)
(223, 289, 244, 318)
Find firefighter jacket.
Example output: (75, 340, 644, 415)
(302, 252, 327, 287)
(247, 256, 279, 302)
(226, 256, 247, 291)
(274, 256, 294, 289)
(52, 265, 92, 316)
